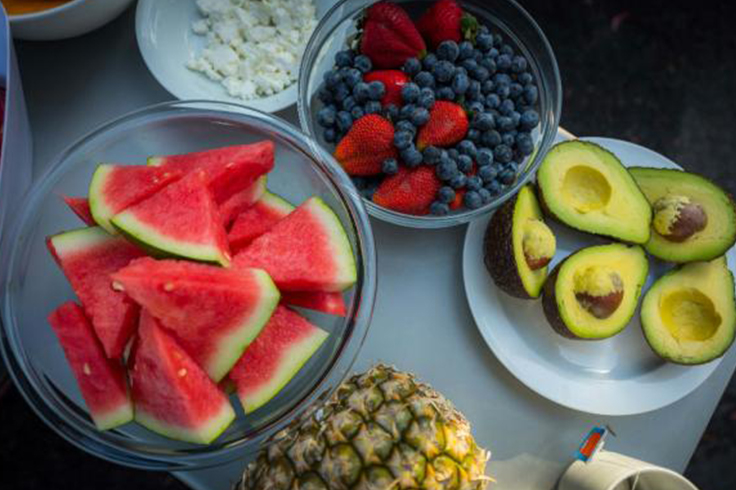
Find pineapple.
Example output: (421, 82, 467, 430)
(239, 364, 491, 490)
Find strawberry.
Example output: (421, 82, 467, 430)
(417, 101, 469, 150)
(360, 2, 427, 69)
(334, 114, 397, 176)
(373, 166, 441, 215)
(363, 70, 411, 107)
(416, 0, 479, 49)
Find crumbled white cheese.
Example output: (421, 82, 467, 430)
(187, 0, 318, 100)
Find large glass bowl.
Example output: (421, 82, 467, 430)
(0, 101, 376, 470)
(298, 0, 562, 228)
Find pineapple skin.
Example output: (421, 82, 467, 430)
(238, 364, 490, 490)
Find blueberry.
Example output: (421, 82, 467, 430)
(479, 25, 490, 35)
(336, 111, 353, 132)
(334, 83, 350, 102)
(481, 80, 495, 94)
(500, 44, 514, 56)
(317, 106, 337, 127)
(353, 82, 370, 102)
(350, 106, 365, 120)
(466, 176, 483, 191)
(482, 130, 502, 147)
(476, 33, 494, 51)
(486, 179, 503, 196)
(467, 128, 481, 143)
(318, 87, 333, 104)
(400, 83, 419, 104)
(455, 66, 468, 77)
(478, 188, 493, 204)
(411, 107, 430, 126)
(436, 86, 456, 100)
(495, 144, 513, 163)
(368, 81, 386, 101)
(497, 54, 512, 71)
(495, 84, 511, 99)
(415, 71, 435, 88)
(519, 72, 534, 85)
(323, 128, 337, 143)
(467, 80, 482, 101)
(458, 41, 475, 60)
(437, 161, 459, 181)
(511, 55, 528, 73)
(342, 96, 358, 112)
(487, 47, 500, 59)
(473, 49, 484, 63)
(492, 32, 503, 46)
(486, 93, 501, 109)
(382, 158, 399, 175)
(335, 50, 355, 68)
(365, 100, 382, 114)
(511, 111, 521, 128)
(451, 73, 470, 95)
(437, 40, 460, 62)
(520, 110, 539, 130)
(471, 66, 490, 82)
(450, 173, 467, 189)
(342, 68, 362, 88)
(383, 104, 399, 120)
(422, 53, 438, 70)
(516, 132, 534, 156)
(464, 191, 483, 209)
(354, 55, 372, 73)
(433, 60, 456, 83)
(430, 201, 450, 216)
(401, 146, 424, 167)
(403, 57, 422, 76)
(324, 69, 342, 88)
(472, 112, 495, 131)
(523, 85, 539, 105)
(478, 162, 498, 182)
(502, 132, 515, 147)
(458, 140, 478, 159)
(494, 73, 512, 86)
(500, 99, 515, 116)
(396, 119, 416, 134)
(399, 103, 416, 120)
(460, 59, 478, 72)
(352, 176, 367, 189)
(393, 130, 414, 150)
(456, 154, 473, 173)
(477, 148, 494, 167)
(423, 146, 442, 165)
(506, 161, 520, 173)
(448, 148, 460, 160)
(509, 82, 524, 99)
(480, 57, 497, 74)
(438, 186, 456, 203)
(468, 101, 485, 114)
(418, 88, 436, 109)
(499, 168, 516, 185)
(361, 187, 376, 200)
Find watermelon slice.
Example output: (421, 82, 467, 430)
(229, 306, 328, 413)
(228, 191, 294, 253)
(63, 196, 95, 226)
(234, 197, 357, 292)
(148, 141, 275, 204)
(47, 227, 144, 359)
(131, 312, 235, 444)
(89, 164, 183, 234)
(282, 291, 347, 317)
(112, 258, 280, 382)
(219, 175, 267, 228)
(111, 170, 231, 267)
(48, 302, 133, 430)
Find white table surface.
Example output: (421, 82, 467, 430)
(14, 7, 736, 490)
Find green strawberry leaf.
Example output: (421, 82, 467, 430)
(461, 13, 479, 43)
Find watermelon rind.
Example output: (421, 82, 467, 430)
(95, 402, 135, 431)
(49, 226, 115, 256)
(308, 198, 357, 291)
(135, 400, 235, 445)
(88, 164, 119, 234)
(111, 212, 231, 267)
(239, 326, 328, 414)
(208, 269, 280, 382)
(260, 191, 295, 215)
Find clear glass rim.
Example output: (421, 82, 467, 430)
(0, 100, 377, 470)
(297, 0, 563, 228)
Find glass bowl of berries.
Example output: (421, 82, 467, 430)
(298, 0, 561, 227)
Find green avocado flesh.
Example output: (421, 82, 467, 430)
(641, 257, 736, 364)
(543, 243, 649, 339)
(484, 185, 555, 299)
(630, 167, 736, 263)
(537, 141, 652, 244)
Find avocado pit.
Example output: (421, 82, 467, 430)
(652, 195, 708, 243)
(522, 219, 556, 271)
(573, 266, 624, 319)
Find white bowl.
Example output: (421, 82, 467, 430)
(8, 0, 135, 41)
(136, 0, 332, 114)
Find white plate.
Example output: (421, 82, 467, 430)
(135, 0, 332, 113)
(463, 137, 735, 415)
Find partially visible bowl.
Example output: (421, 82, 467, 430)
(7, 0, 135, 41)
(298, 0, 562, 228)
(135, 0, 333, 114)
(0, 100, 376, 469)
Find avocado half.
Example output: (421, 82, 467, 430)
(542, 243, 649, 339)
(537, 140, 652, 244)
(484, 185, 556, 299)
(641, 257, 736, 365)
(630, 167, 736, 263)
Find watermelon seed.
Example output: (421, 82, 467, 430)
(83, 363, 91, 375)
(111, 281, 125, 292)
(178, 368, 187, 377)
(164, 282, 175, 292)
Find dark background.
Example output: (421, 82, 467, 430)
(2, 1, 735, 488)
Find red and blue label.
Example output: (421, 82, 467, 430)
(576, 426, 609, 462)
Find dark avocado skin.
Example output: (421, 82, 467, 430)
(541, 257, 581, 339)
(483, 193, 533, 299)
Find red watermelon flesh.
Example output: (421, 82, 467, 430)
(234, 197, 357, 292)
(131, 312, 235, 444)
(219, 175, 267, 228)
(63, 196, 95, 226)
(48, 302, 133, 430)
(47, 227, 144, 359)
(111, 170, 231, 267)
(88, 164, 183, 234)
(228, 191, 294, 253)
(282, 291, 347, 317)
(229, 306, 328, 413)
(112, 257, 280, 382)
(148, 141, 275, 204)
